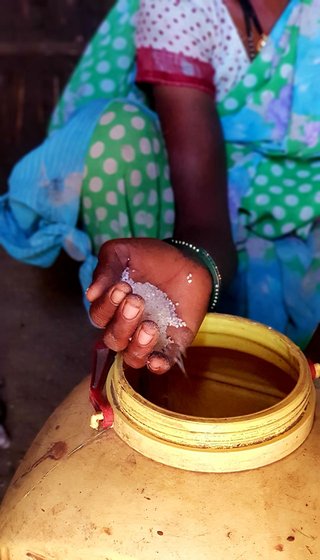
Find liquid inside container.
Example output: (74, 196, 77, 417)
(107, 314, 315, 472)
(125, 346, 297, 419)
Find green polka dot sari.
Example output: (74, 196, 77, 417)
(50, 0, 174, 252)
(217, 0, 320, 345)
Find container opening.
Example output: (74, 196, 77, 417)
(124, 346, 297, 418)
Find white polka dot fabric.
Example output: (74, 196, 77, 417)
(135, 0, 250, 100)
(81, 99, 175, 253)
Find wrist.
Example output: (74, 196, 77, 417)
(164, 238, 221, 311)
(172, 227, 237, 287)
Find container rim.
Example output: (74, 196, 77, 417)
(106, 314, 316, 472)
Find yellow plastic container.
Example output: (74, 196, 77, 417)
(107, 314, 315, 472)
(0, 314, 318, 559)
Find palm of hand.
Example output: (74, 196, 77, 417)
(86, 238, 212, 374)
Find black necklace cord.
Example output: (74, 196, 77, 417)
(238, 0, 267, 60)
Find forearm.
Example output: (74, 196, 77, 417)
(169, 128, 231, 248)
(170, 144, 237, 287)
(154, 85, 237, 285)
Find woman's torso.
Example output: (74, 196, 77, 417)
(135, 0, 291, 101)
(208, 0, 290, 99)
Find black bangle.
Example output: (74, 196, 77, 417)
(164, 238, 221, 311)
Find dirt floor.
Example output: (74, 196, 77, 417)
(0, 246, 98, 500)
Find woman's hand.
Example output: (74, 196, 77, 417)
(86, 238, 212, 374)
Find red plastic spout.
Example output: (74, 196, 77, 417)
(89, 340, 115, 428)
(308, 360, 320, 381)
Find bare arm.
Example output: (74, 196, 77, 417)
(153, 84, 237, 285)
(88, 86, 237, 373)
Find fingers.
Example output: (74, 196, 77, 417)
(90, 283, 162, 364)
(122, 321, 191, 374)
(86, 265, 115, 302)
(86, 276, 110, 302)
(91, 291, 192, 375)
(146, 326, 193, 375)
(86, 240, 129, 302)
(122, 321, 160, 369)
(103, 294, 146, 351)
(89, 281, 132, 328)
(89, 293, 196, 376)
(147, 352, 171, 375)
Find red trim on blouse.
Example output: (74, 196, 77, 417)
(136, 47, 215, 96)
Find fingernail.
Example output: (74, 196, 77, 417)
(123, 301, 140, 320)
(138, 329, 154, 346)
(111, 288, 126, 305)
(147, 352, 170, 374)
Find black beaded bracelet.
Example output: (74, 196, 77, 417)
(164, 238, 221, 311)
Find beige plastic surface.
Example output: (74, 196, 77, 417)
(0, 377, 319, 559)
(0, 364, 319, 558)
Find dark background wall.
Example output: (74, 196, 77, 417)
(0, 0, 114, 189)
(0, 0, 115, 501)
